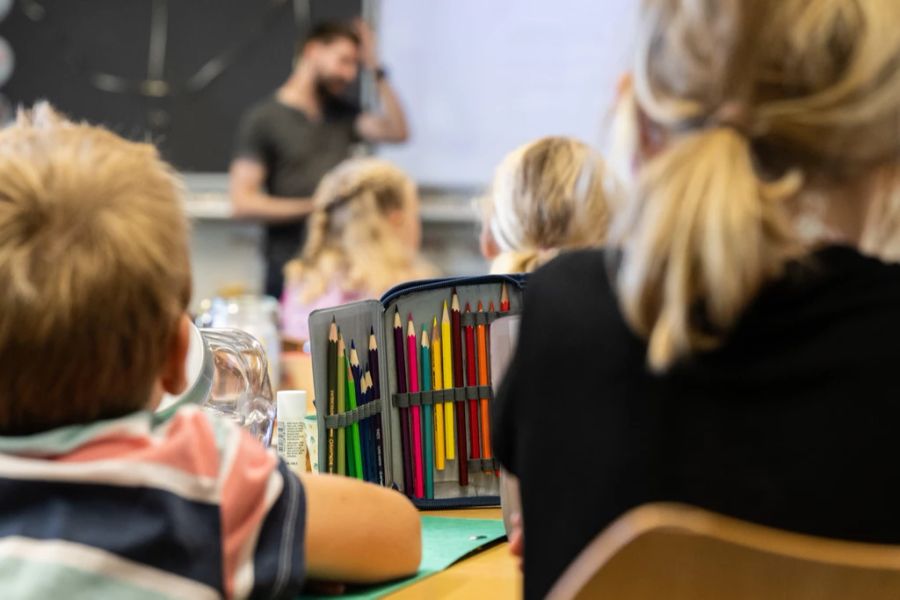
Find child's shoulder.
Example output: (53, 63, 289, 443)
(153, 406, 278, 484)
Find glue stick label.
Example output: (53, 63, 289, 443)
(277, 418, 306, 474)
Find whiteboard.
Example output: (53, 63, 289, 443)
(376, 0, 637, 188)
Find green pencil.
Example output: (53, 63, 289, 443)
(336, 334, 347, 477)
(345, 351, 364, 479)
(421, 326, 435, 499)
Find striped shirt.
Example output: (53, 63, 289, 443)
(0, 406, 306, 599)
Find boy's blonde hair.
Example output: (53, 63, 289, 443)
(611, 0, 900, 371)
(286, 158, 433, 302)
(484, 136, 610, 274)
(0, 103, 191, 433)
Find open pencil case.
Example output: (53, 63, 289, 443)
(309, 274, 526, 509)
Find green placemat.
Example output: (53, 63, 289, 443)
(301, 516, 507, 599)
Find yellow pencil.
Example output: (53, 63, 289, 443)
(431, 317, 445, 470)
(441, 300, 455, 459)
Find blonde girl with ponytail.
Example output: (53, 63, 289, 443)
(281, 158, 436, 342)
(493, 2, 900, 597)
(480, 136, 612, 274)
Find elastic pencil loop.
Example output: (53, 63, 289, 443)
(462, 311, 510, 327)
(452, 387, 467, 402)
(393, 390, 438, 407)
(467, 457, 500, 471)
(459, 385, 490, 400)
(393, 392, 411, 408)
(323, 401, 382, 429)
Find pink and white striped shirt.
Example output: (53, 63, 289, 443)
(0, 405, 306, 599)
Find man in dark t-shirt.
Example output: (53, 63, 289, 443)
(230, 20, 409, 297)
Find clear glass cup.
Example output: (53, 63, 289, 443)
(195, 295, 282, 388)
(157, 325, 276, 447)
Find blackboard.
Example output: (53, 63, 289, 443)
(3, 0, 361, 171)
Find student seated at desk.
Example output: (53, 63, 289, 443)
(281, 158, 435, 344)
(493, 1, 900, 598)
(0, 104, 421, 598)
(479, 136, 612, 275)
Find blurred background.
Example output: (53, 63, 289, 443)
(2, 0, 634, 309)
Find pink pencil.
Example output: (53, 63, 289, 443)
(407, 315, 425, 499)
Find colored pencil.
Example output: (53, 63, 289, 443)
(421, 326, 435, 498)
(367, 328, 385, 485)
(476, 301, 493, 470)
(451, 290, 468, 485)
(500, 283, 510, 313)
(464, 303, 481, 459)
(431, 317, 446, 470)
(345, 350, 363, 479)
(326, 319, 338, 474)
(359, 372, 371, 481)
(440, 301, 455, 460)
(350, 342, 372, 483)
(393, 309, 414, 495)
(336, 333, 347, 476)
(407, 316, 425, 499)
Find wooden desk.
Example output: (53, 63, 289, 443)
(386, 508, 521, 599)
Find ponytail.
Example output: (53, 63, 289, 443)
(612, 127, 800, 371)
(490, 248, 560, 275)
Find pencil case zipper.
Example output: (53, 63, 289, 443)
(380, 274, 527, 306)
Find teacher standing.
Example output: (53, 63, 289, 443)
(230, 20, 409, 298)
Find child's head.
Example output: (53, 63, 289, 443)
(286, 158, 428, 302)
(609, 0, 900, 370)
(0, 103, 192, 434)
(480, 136, 611, 274)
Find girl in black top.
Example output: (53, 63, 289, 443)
(493, 1, 900, 598)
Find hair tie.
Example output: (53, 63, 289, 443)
(709, 100, 753, 137)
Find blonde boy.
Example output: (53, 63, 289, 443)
(0, 103, 420, 598)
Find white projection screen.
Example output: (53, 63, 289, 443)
(376, 0, 638, 188)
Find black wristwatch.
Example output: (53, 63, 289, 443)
(374, 66, 388, 81)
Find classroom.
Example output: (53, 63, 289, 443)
(3, 0, 900, 598)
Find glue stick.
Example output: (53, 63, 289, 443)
(277, 390, 307, 476)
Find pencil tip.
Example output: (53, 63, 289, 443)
(477, 300, 484, 311)
(465, 302, 471, 313)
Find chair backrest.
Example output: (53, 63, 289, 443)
(547, 503, 900, 600)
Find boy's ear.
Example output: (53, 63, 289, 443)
(160, 314, 192, 396)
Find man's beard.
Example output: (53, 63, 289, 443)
(315, 76, 348, 102)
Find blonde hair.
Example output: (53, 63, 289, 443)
(611, 0, 900, 371)
(286, 158, 433, 302)
(0, 103, 191, 433)
(484, 136, 611, 274)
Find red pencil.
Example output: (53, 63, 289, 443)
(464, 303, 481, 459)
(450, 289, 468, 486)
(407, 315, 425, 499)
(500, 283, 510, 312)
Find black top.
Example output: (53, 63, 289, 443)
(494, 245, 900, 599)
(234, 96, 360, 297)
